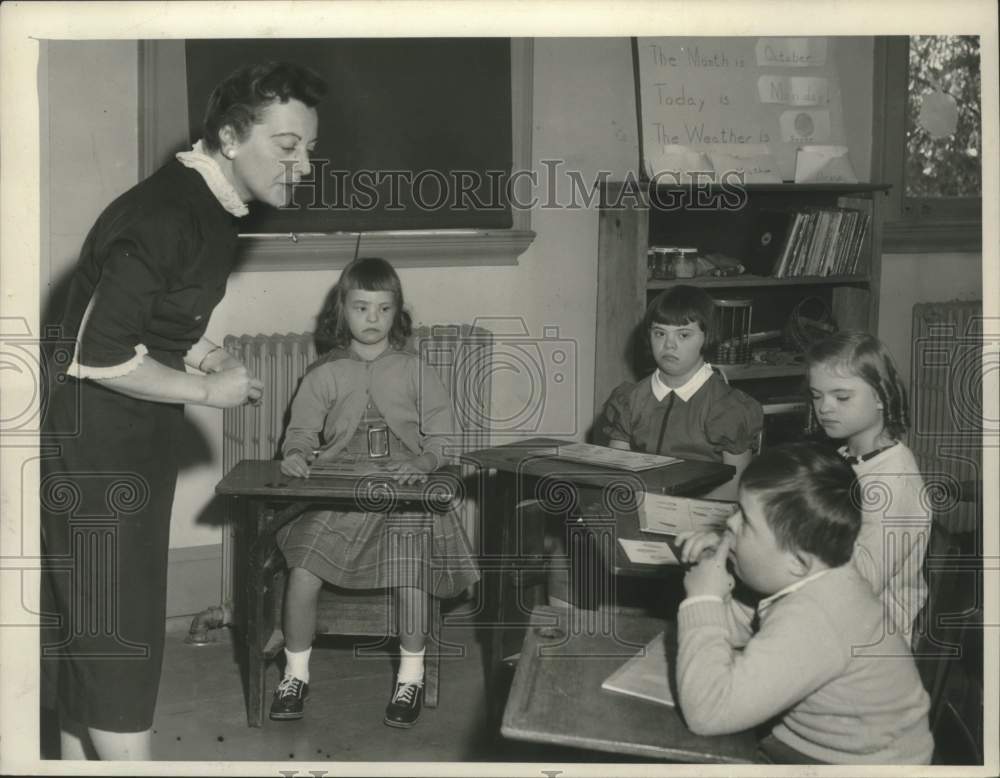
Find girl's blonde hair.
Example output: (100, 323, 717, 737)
(805, 331, 909, 440)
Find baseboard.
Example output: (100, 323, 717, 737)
(166, 543, 222, 618)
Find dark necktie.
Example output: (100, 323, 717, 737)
(653, 392, 677, 455)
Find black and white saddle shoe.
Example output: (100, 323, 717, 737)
(269, 674, 309, 721)
(383, 680, 423, 728)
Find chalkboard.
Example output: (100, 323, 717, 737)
(634, 37, 849, 182)
(186, 39, 513, 232)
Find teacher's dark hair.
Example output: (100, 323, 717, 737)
(201, 61, 327, 152)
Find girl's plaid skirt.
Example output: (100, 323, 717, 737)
(277, 406, 478, 598)
(276, 503, 479, 599)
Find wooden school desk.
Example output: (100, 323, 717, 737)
(215, 460, 462, 727)
(460, 437, 733, 728)
(502, 606, 757, 763)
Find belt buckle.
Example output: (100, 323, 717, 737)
(367, 424, 390, 459)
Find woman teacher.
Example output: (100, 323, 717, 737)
(41, 61, 325, 760)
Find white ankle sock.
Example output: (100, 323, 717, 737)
(397, 646, 425, 685)
(284, 646, 312, 684)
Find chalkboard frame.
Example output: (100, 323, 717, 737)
(138, 39, 534, 271)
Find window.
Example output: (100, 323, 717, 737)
(874, 36, 982, 253)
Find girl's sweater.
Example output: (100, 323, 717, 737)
(283, 346, 455, 467)
(848, 442, 929, 638)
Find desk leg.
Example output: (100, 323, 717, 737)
(481, 470, 515, 734)
(244, 499, 269, 728)
(568, 517, 616, 614)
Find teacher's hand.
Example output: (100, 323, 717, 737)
(204, 365, 258, 408)
(247, 377, 264, 406)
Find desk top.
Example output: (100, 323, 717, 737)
(502, 607, 756, 763)
(462, 438, 732, 497)
(216, 460, 460, 507)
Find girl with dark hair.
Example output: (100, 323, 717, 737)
(270, 257, 478, 729)
(314, 255, 413, 354)
(598, 285, 763, 499)
(41, 61, 326, 759)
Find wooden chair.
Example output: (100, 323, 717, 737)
(912, 484, 984, 765)
(246, 324, 493, 723)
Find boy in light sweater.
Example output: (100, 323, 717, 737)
(676, 443, 933, 764)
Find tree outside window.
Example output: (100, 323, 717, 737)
(905, 36, 981, 199)
(876, 36, 982, 253)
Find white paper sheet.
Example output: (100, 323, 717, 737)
(552, 443, 681, 472)
(617, 538, 680, 565)
(755, 37, 828, 68)
(638, 493, 736, 535)
(794, 145, 858, 183)
(757, 75, 830, 106)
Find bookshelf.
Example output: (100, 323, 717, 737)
(593, 181, 889, 419)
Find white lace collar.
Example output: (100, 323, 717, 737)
(175, 140, 249, 217)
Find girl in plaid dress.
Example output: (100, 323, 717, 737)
(270, 257, 479, 728)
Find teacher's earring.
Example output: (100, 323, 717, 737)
(224, 148, 237, 160)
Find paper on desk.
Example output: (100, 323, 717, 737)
(601, 631, 675, 707)
(638, 493, 737, 535)
(308, 453, 391, 477)
(618, 538, 679, 565)
(552, 442, 681, 472)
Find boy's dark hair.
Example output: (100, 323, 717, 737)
(805, 331, 910, 440)
(202, 61, 327, 152)
(315, 257, 412, 353)
(642, 285, 716, 356)
(740, 442, 861, 568)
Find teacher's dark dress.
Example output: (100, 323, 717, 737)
(40, 159, 239, 732)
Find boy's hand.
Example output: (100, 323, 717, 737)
(683, 533, 735, 599)
(383, 457, 431, 485)
(676, 529, 724, 565)
(281, 452, 311, 479)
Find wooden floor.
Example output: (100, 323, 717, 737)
(40, 604, 639, 764)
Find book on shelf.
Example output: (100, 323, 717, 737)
(769, 204, 870, 279)
(601, 631, 676, 707)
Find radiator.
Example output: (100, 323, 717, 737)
(910, 300, 983, 533)
(220, 326, 493, 605)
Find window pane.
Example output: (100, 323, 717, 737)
(904, 35, 981, 198)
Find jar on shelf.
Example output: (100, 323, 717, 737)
(647, 246, 675, 280)
(672, 248, 699, 278)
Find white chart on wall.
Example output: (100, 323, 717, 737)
(635, 36, 849, 181)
